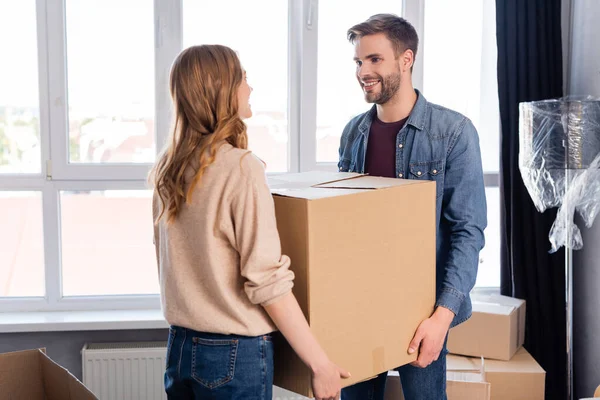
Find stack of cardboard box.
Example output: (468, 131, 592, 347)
(385, 294, 545, 400)
(385, 355, 491, 400)
(445, 294, 546, 400)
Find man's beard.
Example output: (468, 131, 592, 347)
(364, 71, 402, 105)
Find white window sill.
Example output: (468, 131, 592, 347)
(0, 309, 168, 333)
(0, 288, 500, 334)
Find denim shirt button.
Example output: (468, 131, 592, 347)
(398, 173, 403, 178)
(417, 171, 422, 176)
(432, 169, 438, 174)
(398, 143, 404, 149)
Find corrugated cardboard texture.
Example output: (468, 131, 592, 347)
(272, 173, 437, 397)
(447, 295, 526, 360)
(272, 196, 311, 395)
(40, 352, 97, 400)
(485, 347, 545, 400)
(0, 349, 46, 400)
(0, 349, 97, 400)
(447, 380, 491, 400)
(448, 348, 545, 400)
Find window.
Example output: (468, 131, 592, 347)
(1, 0, 161, 312)
(0, 192, 45, 297)
(423, 0, 500, 287)
(65, 0, 155, 165)
(0, 1, 41, 174)
(316, 0, 404, 163)
(183, 0, 289, 172)
(1, 0, 500, 313)
(478, 188, 500, 287)
(60, 190, 157, 296)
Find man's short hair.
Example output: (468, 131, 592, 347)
(347, 13, 419, 67)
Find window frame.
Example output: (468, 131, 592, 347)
(0, 0, 499, 313)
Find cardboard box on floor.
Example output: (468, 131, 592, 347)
(447, 294, 526, 360)
(268, 172, 437, 398)
(446, 357, 491, 400)
(0, 348, 97, 399)
(384, 357, 491, 400)
(448, 347, 546, 400)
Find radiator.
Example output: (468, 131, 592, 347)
(82, 341, 168, 400)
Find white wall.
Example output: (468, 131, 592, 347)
(568, 0, 600, 96)
(567, 1, 600, 399)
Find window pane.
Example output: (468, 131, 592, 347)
(183, 0, 289, 172)
(65, 0, 155, 164)
(316, 1, 404, 163)
(0, 192, 44, 297)
(60, 190, 158, 296)
(477, 187, 500, 287)
(0, 1, 41, 173)
(423, 0, 499, 173)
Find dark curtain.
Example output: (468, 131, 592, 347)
(496, 1, 567, 399)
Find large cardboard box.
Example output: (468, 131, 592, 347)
(268, 172, 437, 397)
(448, 294, 526, 360)
(0, 348, 97, 399)
(447, 347, 546, 400)
(385, 357, 491, 400)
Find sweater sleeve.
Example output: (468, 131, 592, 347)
(231, 153, 294, 306)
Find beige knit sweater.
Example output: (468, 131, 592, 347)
(152, 142, 294, 336)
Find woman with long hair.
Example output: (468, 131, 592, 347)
(150, 45, 349, 400)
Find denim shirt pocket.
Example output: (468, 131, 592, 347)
(409, 160, 445, 199)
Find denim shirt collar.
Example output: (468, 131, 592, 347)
(358, 89, 427, 136)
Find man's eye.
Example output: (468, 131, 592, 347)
(372, 57, 380, 63)
(355, 60, 362, 67)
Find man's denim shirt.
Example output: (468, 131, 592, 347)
(338, 90, 487, 327)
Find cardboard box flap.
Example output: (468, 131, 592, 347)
(471, 302, 515, 315)
(0, 349, 47, 400)
(269, 171, 372, 199)
(268, 171, 363, 189)
(470, 294, 525, 316)
(315, 175, 424, 190)
(448, 354, 483, 372)
(40, 351, 97, 399)
(471, 294, 525, 308)
(269, 172, 432, 200)
(271, 187, 369, 200)
(447, 356, 486, 383)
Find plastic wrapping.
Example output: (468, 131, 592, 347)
(519, 97, 600, 251)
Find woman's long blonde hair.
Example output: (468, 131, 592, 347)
(151, 45, 248, 223)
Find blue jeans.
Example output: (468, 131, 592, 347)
(165, 325, 274, 400)
(341, 345, 449, 400)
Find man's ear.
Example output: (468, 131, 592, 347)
(401, 49, 415, 72)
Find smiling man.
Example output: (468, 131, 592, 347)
(338, 14, 487, 400)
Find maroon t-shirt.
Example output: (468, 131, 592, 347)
(364, 116, 407, 178)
